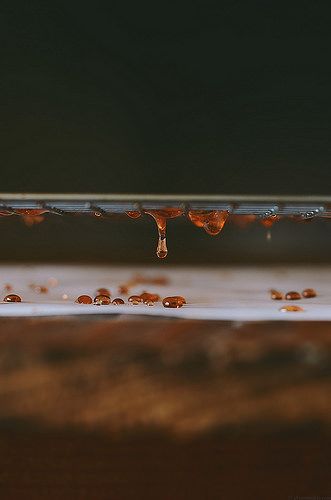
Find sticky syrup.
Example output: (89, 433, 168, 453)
(162, 296, 186, 308)
(94, 294, 111, 305)
(188, 210, 229, 236)
(112, 298, 125, 305)
(279, 305, 304, 312)
(144, 208, 183, 259)
(128, 295, 143, 305)
(302, 288, 317, 298)
(4, 294, 21, 302)
(126, 211, 141, 219)
(285, 291, 301, 300)
(33, 285, 48, 294)
(270, 289, 283, 300)
(140, 292, 160, 303)
(76, 295, 93, 304)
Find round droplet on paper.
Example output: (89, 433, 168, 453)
(302, 288, 317, 298)
(140, 292, 160, 303)
(270, 289, 283, 300)
(76, 295, 93, 304)
(4, 294, 21, 302)
(285, 291, 301, 300)
(279, 305, 304, 312)
(112, 298, 125, 305)
(162, 296, 186, 308)
(34, 285, 48, 294)
(128, 295, 143, 305)
(94, 295, 111, 305)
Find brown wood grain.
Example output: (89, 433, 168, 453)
(1, 316, 331, 499)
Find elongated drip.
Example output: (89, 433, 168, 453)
(188, 210, 229, 236)
(144, 208, 183, 259)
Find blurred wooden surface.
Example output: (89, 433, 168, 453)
(1, 316, 331, 499)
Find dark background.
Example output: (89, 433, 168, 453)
(1, 1, 331, 195)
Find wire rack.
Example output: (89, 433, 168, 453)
(0, 194, 331, 218)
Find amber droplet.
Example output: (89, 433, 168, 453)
(302, 288, 317, 298)
(94, 294, 111, 305)
(4, 284, 12, 292)
(128, 295, 143, 305)
(118, 285, 129, 294)
(162, 296, 186, 308)
(270, 289, 283, 300)
(279, 305, 304, 312)
(76, 295, 93, 304)
(144, 208, 183, 259)
(140, 292, 160, 303)
(112, 298, 125, 305)
(188, 210, 229, 236)
(126, 211, 141, 219)
(145, 300, 154, 306)
(34, 285, 48, 294)
(96, 288, 111, 297)
(4, 294, 21, 302)
(285, 291, 301, 300)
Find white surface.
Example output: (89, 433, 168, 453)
(0, 264, 330, 320)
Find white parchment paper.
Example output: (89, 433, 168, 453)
(0, 264, 330, 321)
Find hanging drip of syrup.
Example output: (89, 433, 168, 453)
(144, 208, 183, 259)
(188, 210, 229, 236)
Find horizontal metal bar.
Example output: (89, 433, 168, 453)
(0, 194, 330, 217)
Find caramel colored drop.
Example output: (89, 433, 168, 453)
(94, 294, 111, 305)
(76, 295, 92, 304)
(285, 291, 301, 300)
(126, 211, 141, 219)
(96, 288, 111, 297)
(140, 292, 160, 303)
(112, 298, 125, 305)
(188, 210, 229, 236)
(145, 300, 154, 306)
(34, 285, 48, 294)
(279, 305, 304, 312)
(162, 296, 186, 308)
(144, 208, 183, 259)
(128, 295, 143, 305)
(302, 288, 317, 298)
(4, 294, 21, 302)
(270, 289, 283, 300)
